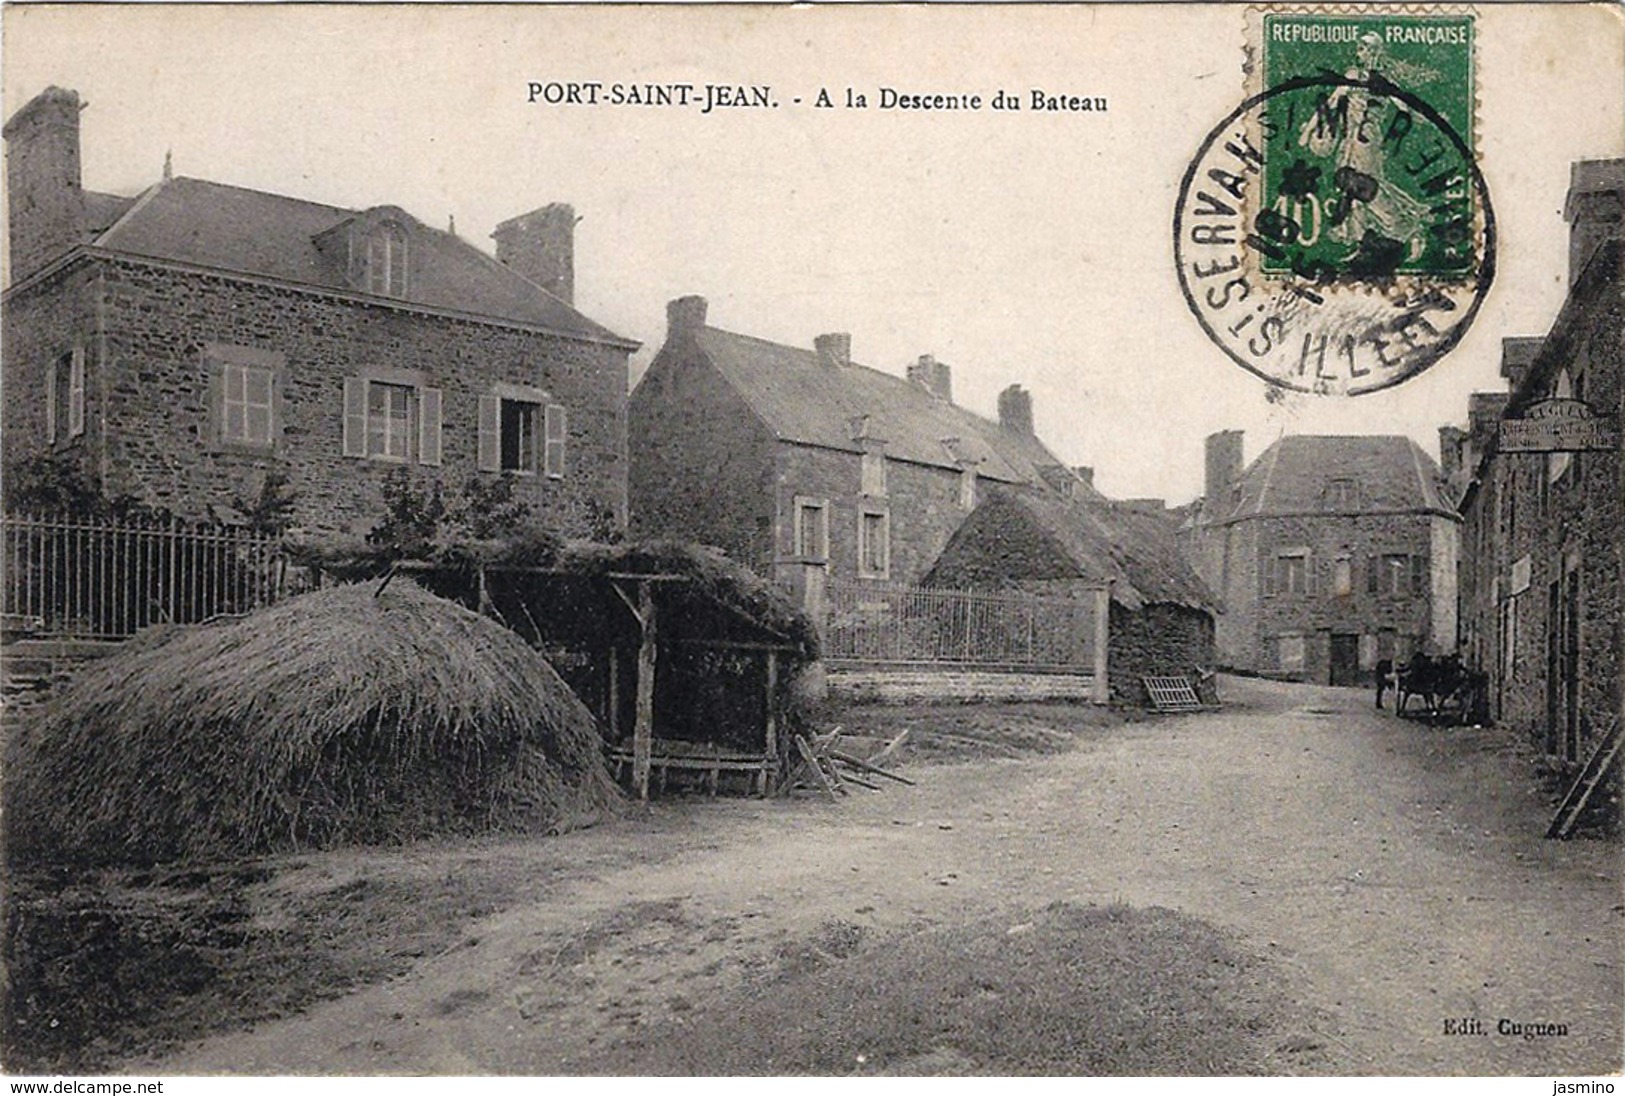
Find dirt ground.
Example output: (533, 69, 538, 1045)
(138, 676, 1622, 1076)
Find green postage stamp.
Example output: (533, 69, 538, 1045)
(1257, 11, 1477, 280)
(1174, 7, 1492, 396)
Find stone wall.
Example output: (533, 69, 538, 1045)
(628, 347, 777, 568)
(828, 667, 1097, 703)
(4, 257, 631, 539)
(773, 445, 976, 585)
(1109, 601, 1215, 705)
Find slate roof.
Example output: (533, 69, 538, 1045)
(693, 326, 1062, 484)
(1202, 435, 1456, 525)
(84, 177, 632, 345)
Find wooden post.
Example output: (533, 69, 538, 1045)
(606, 645, 619, 738)
(764, 650, 779, 795)
(632, 580, 657, 800)
(1091, 584, 1111, 704)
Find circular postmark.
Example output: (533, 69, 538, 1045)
(1174, 74, 1495, 396)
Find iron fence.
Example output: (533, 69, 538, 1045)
(823, 577, 1098, 670)
(2, 512, 285, 639)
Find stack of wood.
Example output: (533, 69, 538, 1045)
(781, 727, 914, 800)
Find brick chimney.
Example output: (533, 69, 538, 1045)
(492, 202, 577, 305)
(666, 295, 708, 342)
(4, 86, 86, 284)
(997, 384, 1034, 436)
(1564, 158, 1624, 287)
(1438, 425, 1466, 484)
(814, 332, 851, 369)
(1498, 337, 1544, 394)
(907, 354, 953, 402)
(1468, 392, 1509, 446)
(1204, 430, 1244, 503)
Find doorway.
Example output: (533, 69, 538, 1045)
(1329, 633, 1360, 686)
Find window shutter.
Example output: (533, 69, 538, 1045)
(1367, 556, 1379, 594)
(544, 403, 567, 478)
(45, 357, 58, 444)
(342, 377, 367, 457)
(1305, 554, 1316, 596)
(418, 387, 443, 466)
(1410, 555, 1427, 597)
(477, 395, 501, 472)
(68, 347, 86, 437)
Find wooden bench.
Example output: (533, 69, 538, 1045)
(608, 738, 778, 797)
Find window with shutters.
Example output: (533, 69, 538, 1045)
(207, 344, 284, 452)
(478, 385, 561, 477)
(1266, 548, 1311, 596)
(45, 347, 85, 446)
(342, 370, 441, 466)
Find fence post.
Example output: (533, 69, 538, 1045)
(1092, 584, 1111, 704)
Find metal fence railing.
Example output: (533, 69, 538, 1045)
(2, 512, 285, 640)
(822, 577, 1099, 671)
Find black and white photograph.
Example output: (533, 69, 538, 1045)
(1, 2, 1621, 1084)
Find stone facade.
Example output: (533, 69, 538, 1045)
(4, 259, 631, 538)
(2, 86, 635, 541)
(1449, 158, 1623, 766)
(1183, 433, 1460, 684)
(629, 296, 1052, 586)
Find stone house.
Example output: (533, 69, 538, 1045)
(1446, 158, 1622, 767)
(2, 86, 638, 539)
(924, 487, 1218, 704)
(1181, 431, 1460, 684)
(629, 295, 1068, 586)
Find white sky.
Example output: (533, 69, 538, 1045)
(4, 3, 1621, 503)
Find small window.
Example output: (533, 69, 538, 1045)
(793, 497, 829, 562)
(1333, 556, 1352, 597)
(366, 223, 408, 297)
(1369, 553, 1414, 597)
(1271, 551, 1311, 596)
(1325, 478, 1357, 510)
(368, 382, 415, 461)
(861, 451, 887, 497)
(45, 348, 85, 445)
(1278, 634, 1306, 672)
(859, 508, 890, 578)
(222, 363, 275, 446)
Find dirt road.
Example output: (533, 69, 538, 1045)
(151, 677, 1622, 1075)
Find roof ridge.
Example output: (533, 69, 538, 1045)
(1253, 439, 1284, 516)
(94, 179, 168, 246)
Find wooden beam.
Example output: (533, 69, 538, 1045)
(1092, 584, 1111, 704)
(606, 645, 619, 739)
(764, 650, 779, 789)
(632, 580, 657, 800)
(609, 578, 647, 627)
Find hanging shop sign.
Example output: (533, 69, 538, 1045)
(1499, 398, 1620, 453)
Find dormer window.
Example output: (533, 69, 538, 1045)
(1325, 478, 1358, 510)
(365, 222, 408, 297)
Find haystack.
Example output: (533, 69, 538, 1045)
(4, 580, 619, 867)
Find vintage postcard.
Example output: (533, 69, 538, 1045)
(1, 2, 1621, 1085)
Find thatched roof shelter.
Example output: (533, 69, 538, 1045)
(926, 489, 1216, 612)
(5, 580, 619, 867)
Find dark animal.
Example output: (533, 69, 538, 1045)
(1396, 653, 1471, 720)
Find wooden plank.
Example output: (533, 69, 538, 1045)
(869, 729, 910, 766)
(632, 581, 657, 800)
(829, 749, 915, 786)
(1548, 716, 1622, 839)
(794, 734, 840, 801)
(764, 650, 779, 790)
